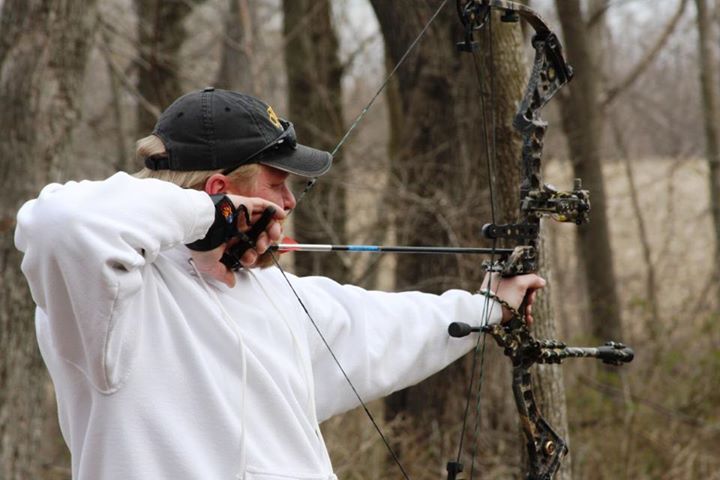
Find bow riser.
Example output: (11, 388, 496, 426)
(479, 18, 589, 274)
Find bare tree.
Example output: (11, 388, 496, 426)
(610, 119, 661, 336)
(601, 0, 689, 110)
(216, 0, 257, 93)
(133, 0, 206, 136)
(555, 0, 624, 343)
(0, 1, 98, 478)
(367, 12, 484, 472)
(695, 0, 720, 296)
(283, 0, 349, 280)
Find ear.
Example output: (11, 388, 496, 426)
(204, 173, 230, 194)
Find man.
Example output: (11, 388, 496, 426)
(15, 88, 544, 479)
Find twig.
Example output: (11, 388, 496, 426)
(577, 374, 720, 435)
(609, 113, 661, 339)
(601, 0, 689, 109)
(96, 35, 160, 119)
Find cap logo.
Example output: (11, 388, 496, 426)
(267, 106, 282, 130)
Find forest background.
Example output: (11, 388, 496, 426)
(1, 0, 719, 479)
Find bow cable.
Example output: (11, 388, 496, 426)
(448, 6, 507, 479)
(468, 14, 501, 479)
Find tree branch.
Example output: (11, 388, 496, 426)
(96, 23, 161, 120)
(601, 0, 689, 109)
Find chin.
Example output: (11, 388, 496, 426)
(253, 252, 276, 269)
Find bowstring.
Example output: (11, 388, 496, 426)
(469, 12, 496, 476)
(269, 2, 451, 479)
(470, 12, 505, 480)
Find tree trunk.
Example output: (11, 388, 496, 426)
(587, 0, 611, 75)
(100, 26, 132, 173)
(0, 1, 98, 478)
(282, 0, 349, 281)
(215, 0, 257, 94)
(555, 0, 623, 343)
(695, 0, 720, 297)
(532, 236, 572, 480)
(134, 0, 204, 136)
(369, 15, 476, 472)
(610, 119, 661, 338)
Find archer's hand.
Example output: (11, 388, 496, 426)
(191, 196, 285, 287)
(480, 272, 546, 325)
(226, 194, 285, 269)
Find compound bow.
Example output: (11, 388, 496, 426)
(446, 2, 634, 479)
(270, 1, 635, 479)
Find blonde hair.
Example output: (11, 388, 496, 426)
(133, 134, 260, 190)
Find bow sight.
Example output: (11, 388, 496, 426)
(482, 179, 590, 276)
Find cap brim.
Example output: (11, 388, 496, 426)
(259, 144, 333, 177)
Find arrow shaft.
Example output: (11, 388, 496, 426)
(271, 244, 513, 255)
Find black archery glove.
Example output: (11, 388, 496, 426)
(186, 194, 239, 252)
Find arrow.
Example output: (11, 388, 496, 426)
(270, 243, 513, 255)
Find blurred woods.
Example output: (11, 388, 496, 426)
(0, 0, 719, 479)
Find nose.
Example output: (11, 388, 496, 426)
(283, 183, 296, 211)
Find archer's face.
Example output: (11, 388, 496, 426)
(231, 165, 297, 213)
(222, 165, 295, 269)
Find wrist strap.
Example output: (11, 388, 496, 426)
(478, 288, 522, 323)
(186, 194, 238, 251)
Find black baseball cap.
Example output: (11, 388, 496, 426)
(146, 87, 332, 177)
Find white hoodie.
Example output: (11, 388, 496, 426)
(15, 172, 501, 480)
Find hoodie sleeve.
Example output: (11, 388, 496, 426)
(291, 275, 503, 421)
(14, 172, 214, 392)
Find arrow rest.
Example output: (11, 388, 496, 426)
(481, 245, 538, 277)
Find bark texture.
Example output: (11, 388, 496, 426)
(283, 0, 349, 281)
(532, 236, 572, 480)
(134, 0, 204, 135)
(215, 0, 257, 94)
(0, 1, 98, 478)
(371, 4, 498, 475)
